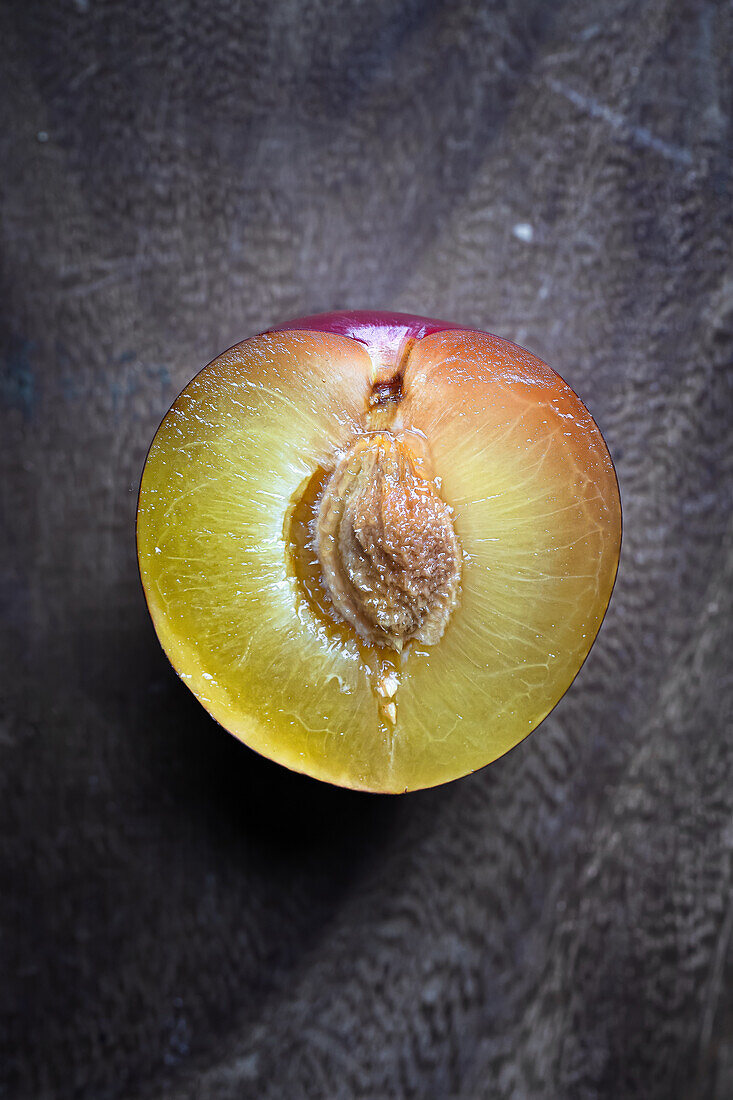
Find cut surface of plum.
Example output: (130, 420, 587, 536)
(137, 313, 621, 793)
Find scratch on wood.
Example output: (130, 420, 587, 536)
(547, 78, 694, 167)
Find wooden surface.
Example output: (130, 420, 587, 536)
(1, 1, 732, 1097)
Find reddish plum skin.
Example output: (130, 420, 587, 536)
(267, 310, 471, 365)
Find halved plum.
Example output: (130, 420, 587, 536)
(137, 312, 621, 792)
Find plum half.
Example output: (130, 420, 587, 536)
(136, 311, 621, 793)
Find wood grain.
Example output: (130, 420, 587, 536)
(1, 0, 732, 1097)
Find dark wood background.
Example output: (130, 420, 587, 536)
(2, 1, 732, 1097)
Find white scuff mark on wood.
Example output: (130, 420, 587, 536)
(512, 223, 534, 243)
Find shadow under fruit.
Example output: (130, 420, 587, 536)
(136, 311, 621, 793)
